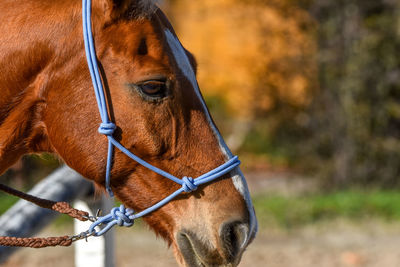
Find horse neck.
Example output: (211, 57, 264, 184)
(0, 0, 83, 172)
(1, 1, 82, 100)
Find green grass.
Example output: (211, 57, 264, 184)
(253, 190, 400, 229)
(0, 195, 19, 214)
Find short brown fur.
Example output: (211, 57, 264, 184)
(0, 0, 255, 266)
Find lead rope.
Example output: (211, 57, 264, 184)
(0, 184, 94, 248)
(0, 236, 73, 248)
(0, 184, 89, 221)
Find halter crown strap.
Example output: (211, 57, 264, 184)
(82, 0, 240, 236)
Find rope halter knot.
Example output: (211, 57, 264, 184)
(181, 177, 198, 193)
(111, 205, 134, 227)
(98, 122, 116, 136)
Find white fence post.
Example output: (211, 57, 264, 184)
(74, 196, 115, 267)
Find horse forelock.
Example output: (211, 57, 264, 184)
(126, 0, 159, 19)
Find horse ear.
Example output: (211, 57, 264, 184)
(100, 0, 132, 21)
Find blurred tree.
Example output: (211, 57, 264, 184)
(303, 0, 400, 186)
(166, 0, 316, 153)
(166, 0, 400, 186)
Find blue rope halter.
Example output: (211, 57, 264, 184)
(82, 0, 240, 236)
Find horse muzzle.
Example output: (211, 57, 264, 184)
(177, 220, 251, 267)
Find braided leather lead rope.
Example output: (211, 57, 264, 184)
(0, 184, 89, 221)
(0, 183, 93, 248)
(0, 236, 73, 248)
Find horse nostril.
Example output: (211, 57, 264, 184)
(177, 224, 250, 267)
(177, 230, 224, 267)
(220, 221, 249, 262)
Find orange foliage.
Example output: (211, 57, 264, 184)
(167, 0, 316, 118)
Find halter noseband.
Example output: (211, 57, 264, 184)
(82, 0, 240, 236)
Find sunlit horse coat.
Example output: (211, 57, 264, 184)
(0, 0, 257, 266)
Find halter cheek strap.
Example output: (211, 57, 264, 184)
(82, 0, 240, 236)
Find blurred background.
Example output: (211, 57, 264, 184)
(2, 0, 400, 266)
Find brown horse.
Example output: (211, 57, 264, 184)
(0, 0, 257, 266)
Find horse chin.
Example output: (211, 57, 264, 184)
(176, 230, 240, 267)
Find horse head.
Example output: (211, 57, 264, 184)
(0, 0, 257, 266)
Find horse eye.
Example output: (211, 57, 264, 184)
(138, 80, 167, 98)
